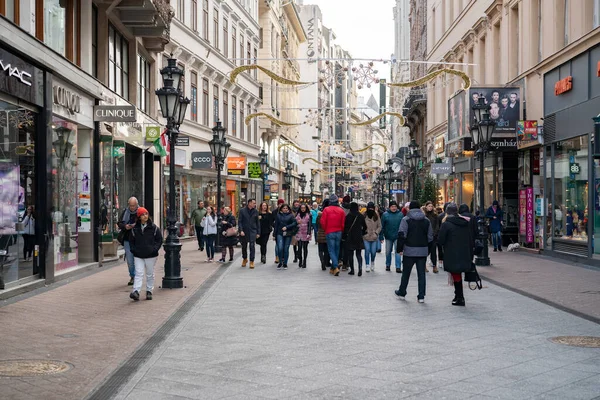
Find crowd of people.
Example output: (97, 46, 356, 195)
(121, 194, 504, 306)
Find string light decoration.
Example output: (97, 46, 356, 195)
(229, 64, 314, 86)
(244, 112, 301, 127)
(352, 62, 380, 89)
(303, 109, 321, 127)
(387, 68, 471, 90)
(349, 143, 388, 153)
(319, 60, 348, 89)
(278, 142, 313, 153)
(349, 112, 405, 127)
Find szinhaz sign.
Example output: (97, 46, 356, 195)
(93, 105, 137, 122)
(248, 162, 262, 179)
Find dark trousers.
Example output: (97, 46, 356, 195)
(298, 240, 309, 264)
(23, 234, 34, 259)
(293, 244, 299, 260)
(398, 256, 427, 300)
(437, 242, 444, 262)
(239, 235, 256, 261)
(257, 234, 270, 257)
(195, 226, 204, 250)
(205, 234, 216, 259)
(345, 248, 363, 271)
(429, 239, 438, 267)
(318, 242, 330, 268)
(339, 240, 346, 267)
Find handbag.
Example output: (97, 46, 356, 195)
(225, 227, 238, 237)
(464, 263, 483, 290)
(343, 216, 358, 242)
(117, 229, 126, 245)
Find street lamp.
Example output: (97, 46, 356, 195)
(209, 121, 230, 253)
(384, 165, 393, 204)
(284, 162, 293, 204)
(470, 96, 496, 266)
(406, 139, 420, 200)
(373, 178, 380, 206)
(299, 173, 307, 200)
(259, 149, 269, 202)
(309, 170, 315, 201)
(156, 57, 190, 289)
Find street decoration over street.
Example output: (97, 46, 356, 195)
(349, 112, 405, 127)
(352, 62, 380, 89)
(350, 143, 388, 153)
(387, 68, 471, 90)
(278, 142, 313, 152)
(244, 112, 302, 127)
(229, 64, 314, 86)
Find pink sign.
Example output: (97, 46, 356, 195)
(526, 187, 534, 244)
(519, 190, 526, 236)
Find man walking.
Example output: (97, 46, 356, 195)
(381, 201, 403, 272)
(272, 198, 285, 264)
(191, 201, 207, 251)
(395, 201, 433, 303)
(117, 197, 139, 286)
(238, 199, 259, 268)
(320, 194, 346, 276)
(310, 202, 319, 244)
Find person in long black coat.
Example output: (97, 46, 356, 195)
(219, 207, 237, 262)
(343, 202, 368, 276)
(438, 203, 474, 306)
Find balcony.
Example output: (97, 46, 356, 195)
(113, 0, 173, 51)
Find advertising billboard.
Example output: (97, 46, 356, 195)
(447, 90, 467, 142)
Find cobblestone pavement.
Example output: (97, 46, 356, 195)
(113, 245, 600, 400)
(0, 240, 223, 400)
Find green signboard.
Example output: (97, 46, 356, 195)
(146, 126, 161, 141)
(248, 162, 262, 179)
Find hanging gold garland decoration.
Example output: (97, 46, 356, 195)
(356, 159, 382, 166)
(245, 113, 301, 127)
(349, 112, 405, 127)
(229, 65, 313, 85)
(302, 157, 322, 165)
(387, 68, 471, 90)
(351, 143, 388, 153)
(278, 142, 313, 152)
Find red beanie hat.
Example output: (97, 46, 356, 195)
(137, 207, 149, 217)
(277, 199, 285, 205)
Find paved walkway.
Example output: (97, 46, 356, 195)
(113, 245, 600, 400)
(0, 240, 223, 400)
(479, 250, 600, 323)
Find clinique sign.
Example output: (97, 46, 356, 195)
(53, 85, 81, 115)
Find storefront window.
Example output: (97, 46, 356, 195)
(553, 136, 588, 242)
(51, 118, 78, 271)
(0, 101, 37, 284)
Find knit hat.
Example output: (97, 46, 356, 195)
(458, 203, 470, 214)
(137, 207, 149, 217)
(389, 201, 398, 208)
(277, 199, 285, 205)
(409, 201, 421, 210)
(329, 193, 339, 203)
(367, 202, 375, 209)
(342, 195, 351, 203)
(492, 200, 499, 206)
(446, 203, 458, 215)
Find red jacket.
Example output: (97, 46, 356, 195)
(320, 205, 346, 234)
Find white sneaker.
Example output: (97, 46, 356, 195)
(418, 298, 425, 303)
(365, 266, 371, 272)
(371, 265, 375, 272)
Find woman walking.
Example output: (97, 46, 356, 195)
(295, 203, 312, 268)
(22, 205, 35, 261)
(257, 202, 273, 264)
(219, 207, 237, 262)
(363, 202, 381, 272)
(129, 207, 163, 301)
(343, 202, 367, 276)
(424, 201, 440, 273)
(273, 204, 297, 270)
(438, 203, 473, 306)
(202, 206, 217, 261)
(316, 199, 330, 270)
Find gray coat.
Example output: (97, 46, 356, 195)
(238, 206, 259, 241)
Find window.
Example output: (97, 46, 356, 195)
(39, 0, 81, 60)
(240, 100, 244, 140)
(253, 108, 258, 144)
(240, 33, 244, 67)
(92, 4, 98, 77)
(247, 103, 252, 142)
(223, 18, 228, 58)
(564, 0, 569, 46)
(203, 0, 209, 41)
(214, 8, 219, 49)
(247, 41, 251, 73)
(213, 84, 219, 123)
(595, 0, 600, 28)
(259, 28, 263, 49)
(191, 72, 198, 122)
(178, 62, 185, 96)
(137, 55, 150, 113)
(202, 78, 209, 125)
(232, 95, 237, 136)
(537, 0, 542, 63)
(223, 90, 228, 128)
(108, 24, 129, 99)
(232, 27, 237, 65)
(253, 48, 258, 78)
(191, 0, 197, 32)
(177, 0, 184, 21)
(1, 0, 19, 23)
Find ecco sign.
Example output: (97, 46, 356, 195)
(0, 59, 32, 86)
(53, 85, 81, 115)
(191, 152, 213, 169)
(93, 105, 137, 122)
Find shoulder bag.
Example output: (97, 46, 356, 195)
(464, 263, 483, 290)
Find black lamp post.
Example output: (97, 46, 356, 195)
(284, 162, 293, 204)
(470, 95, 496, 266)
(406, 139, 420, 200)
(373, 178, 380, 206)
(259, 149, 269, 202)
(209, 121, 230, 253)
(155, 58, 190, 289)
(309, 170, 315, 201)
(384, 165, 393, 204)
(299, 173, 307, 201)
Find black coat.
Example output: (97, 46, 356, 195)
(438, 215, 473, 273)
(343, 213, 367, 251)
(258, 212, 274, 236)
(220, 214, 238, 247)
(238, 207, 259, 240)
(129, 220, 163, 259)
(274, 212, 297, 237)
(460, 212, 478, 251)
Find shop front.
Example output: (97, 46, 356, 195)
(543, 44, 600, 260)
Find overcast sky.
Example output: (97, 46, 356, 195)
(303, 0, 396, 102)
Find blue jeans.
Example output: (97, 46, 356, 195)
(313, 224, 319, 240)
(124, 240, 135, 278)
(398, 256, 427, 299)
(363, 240, 378, 265)
(326, 231, 342, 270)
(276, 235, 292, 265)
(491, 231, 502, 249)
(205, 234, 216, 259)
(385, 239, 402, 269)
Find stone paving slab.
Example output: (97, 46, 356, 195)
(0, 241, 223, 400)
(113, 244, 600, 400)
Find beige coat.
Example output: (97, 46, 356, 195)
(363, 214, 382, 242)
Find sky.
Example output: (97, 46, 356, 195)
(302, 0, 396, 103)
